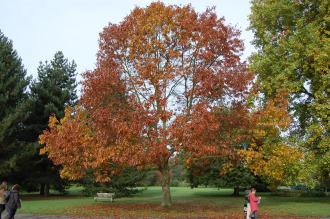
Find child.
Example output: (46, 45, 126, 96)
(244, 187, 251, 219)
(249, 187, 261, 219)
(0, 181, 8, 219)
(5, 184, 21, 219)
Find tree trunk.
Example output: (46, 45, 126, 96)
(44, 183, 50, 197)
(160, 168, 172, 207)
(233, 186, 240, 196)
(40, 183, 45, 196)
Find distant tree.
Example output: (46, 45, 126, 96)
(170, 164, 187, 187)
(249, 0, 330, 188)
(222, 166, 256, 196)
(21, 51, 77, 196)
(0, 30, 30, 179)
(187, 158, 256, 196)
(187, 158, 221, 188)
(80, 167, 147, 197)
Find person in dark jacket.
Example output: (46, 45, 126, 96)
(5, 184, 21, 219)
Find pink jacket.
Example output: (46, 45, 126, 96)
(249, 193, 259, 212)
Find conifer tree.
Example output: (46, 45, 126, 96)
(22, 51, 77, 195)
(0, 30, 30, 178)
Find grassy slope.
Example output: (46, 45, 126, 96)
(18, 187, 330, 217)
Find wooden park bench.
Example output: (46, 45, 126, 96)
(94, 192, 115, 202)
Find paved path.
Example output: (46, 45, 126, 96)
(9, 214, 72, 219)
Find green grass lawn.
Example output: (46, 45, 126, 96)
(17, 186, 330, 218)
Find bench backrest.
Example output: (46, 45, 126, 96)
(97, 192, 114, 198)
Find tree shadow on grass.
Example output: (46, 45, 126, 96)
(262, 196, 330, 205)
(21, 194, 84, 201)
(191, 190, 236, 198)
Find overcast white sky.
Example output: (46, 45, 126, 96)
(0, 0, 254, 80)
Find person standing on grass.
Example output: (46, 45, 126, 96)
(5, 184, 21, 219)
(249, 187, 261, 219)
(0, 181, 8, 219)
(244, 186, 251, 219)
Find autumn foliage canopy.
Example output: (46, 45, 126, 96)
(40, 2, 300, 206)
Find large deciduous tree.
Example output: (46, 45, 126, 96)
(0, 30, 30, 178)
(249, 0, 330, 188)
(40, 3, 253, 206)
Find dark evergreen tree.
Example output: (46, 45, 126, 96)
(187, 158, 256, 196)
(80, 167, 147, 197)
(20, 51, 77, 196)
(0, 30, 30, 179)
